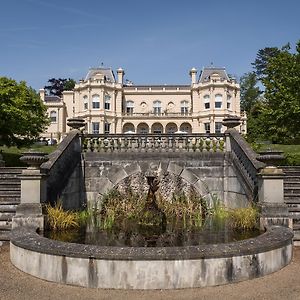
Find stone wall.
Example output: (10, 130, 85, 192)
(41, 130, 85, 209)
(84, 152, 249, 209)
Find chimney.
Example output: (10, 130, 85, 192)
(189, 67, 197, 85)
(117, 68, 125, 84)
(39, 89, 45, 101)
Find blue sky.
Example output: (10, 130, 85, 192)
(0, 0, 299, 90)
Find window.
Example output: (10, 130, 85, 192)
(215, 122, 222, 134)
(83, 96, 88, 110)
(139, 126, 148, 134)
(215, 94, 222, 109)
(153, 100, 161, 115)
(126, 100, 134, 115)
(104, 94, 111, 110)
(227, 102, 231, 109)
(104, 122, 110, 134)
(227, 94, 231, 110)
(181, 100, 189, 115)
(92, 94, 100, 109)
(50, 111, 57, 123)
(204, 122, 210, 133)
(92, 122, 100, 134)
(204, 95, 210, 109)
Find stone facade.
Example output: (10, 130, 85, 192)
(40, 66, 246, 140)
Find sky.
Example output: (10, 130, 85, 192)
(0, 0, 299, 90)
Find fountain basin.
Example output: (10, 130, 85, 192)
(10, 226, 293, 289)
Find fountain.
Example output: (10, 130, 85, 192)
(10, 172, 293, 289)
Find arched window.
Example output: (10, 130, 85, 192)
(50, 110, 57, 123)
(153, 100, 161, 115)
(83, 95, 88, 110)
(92, 94, 100, 109)
(104, 94, 111, 110)
(181, 100, 189, 115)
(126, 100, 134, 115)
(204, 95, 210, 109)
(215, 94, 223, 108)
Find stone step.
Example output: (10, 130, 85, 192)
(284, 181, 300, 186)
(284, 194, 300, 200)
(0, 212, 14, 221)
(0, 188, 21, 196)
(0, 179, 21, 184)
(0, 192, 21, 198)
(0, 187, 21, 192)
(0, 231, 10, 241)
(0, 223, 12, 231)
(0, 167, 24, 173)
(0, 204, 18, 212)
(0, 197, 20, 204)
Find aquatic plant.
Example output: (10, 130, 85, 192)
(45, 201, 79, 231)
(229, 206, 259, 230)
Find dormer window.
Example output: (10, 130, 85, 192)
(92, 94, 100, 109)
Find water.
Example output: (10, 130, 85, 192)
(44, 218, 261, 247)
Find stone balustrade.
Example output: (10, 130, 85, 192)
(226, 129, 265, 199)
(82, 133, 225, 153)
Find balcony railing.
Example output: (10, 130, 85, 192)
(123, 112, 192, 117)
(83, 133, 225, 153)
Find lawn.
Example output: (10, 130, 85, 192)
(255, 143, 300, 166)
(0, 144, 57, 167)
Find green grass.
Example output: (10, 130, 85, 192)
(0, 144, 57, 167)
(255, 143, 300, 166)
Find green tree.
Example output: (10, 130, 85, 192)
(252, 47, 281, 80)
(261, 41, 300, 143)
(0, 77, 49, 147)
(240, 72, 261, 113)
(44, 78, 75, 96)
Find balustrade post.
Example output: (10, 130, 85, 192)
(222, 116, 241, 152)
(12, 151, 48, 230)
(257, 150, 292, 229)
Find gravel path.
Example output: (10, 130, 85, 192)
(1, 243, 300, 300)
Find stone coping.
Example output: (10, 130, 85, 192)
(10, 226, 293, 261)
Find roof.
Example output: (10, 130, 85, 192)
(84, 67, 116, 83)
(198, 67, 230, 83)
(44, 95, 62, 102)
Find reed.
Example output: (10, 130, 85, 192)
(46, 202, 79, 231)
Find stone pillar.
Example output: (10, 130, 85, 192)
(67, 117, 86, 146)
(12, 151, 48, 230)
(257, 150, 292, 229)
(222, 116, 241, 152)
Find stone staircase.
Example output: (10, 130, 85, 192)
(0, 167, 24, 241)
(283, 166, 300, 242)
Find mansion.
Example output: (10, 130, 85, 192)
(39, 66, 246, 140)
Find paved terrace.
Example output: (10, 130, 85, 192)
(1, 243, 300, 300)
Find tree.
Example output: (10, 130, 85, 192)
(252, 47, 281, 80)
(44, 78, 75, 96)
(0, 77, 49, 147)
(260, 41, 300, 143)
(240, 72, 261, 113)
